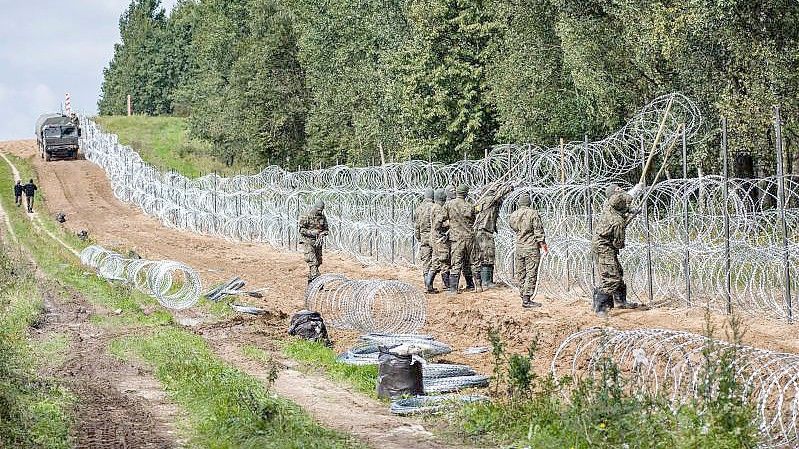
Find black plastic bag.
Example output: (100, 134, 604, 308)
(288, 310, 331, 346)
(376, 346, 424, 399)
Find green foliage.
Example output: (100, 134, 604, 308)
(281, 339, 379, 397)
(100, 0, 799, 172)
(456, 327, 761, 448)
(112, 328, 364, 448)
(0, 251, 73, 449)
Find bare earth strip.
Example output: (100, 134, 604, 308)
(3, 138, 799, 444)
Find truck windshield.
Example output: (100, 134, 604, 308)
(61, 126, 77, 137)
(44, 127, 60, 137)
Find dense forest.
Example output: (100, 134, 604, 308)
(99, 0, 799, 174)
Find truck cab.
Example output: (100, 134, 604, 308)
(35, 113, 81, 161)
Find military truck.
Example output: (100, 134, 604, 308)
(35, 113, 81, 161)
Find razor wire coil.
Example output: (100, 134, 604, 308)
(80, 245, 201, 310)
(551, 327, 799, 448)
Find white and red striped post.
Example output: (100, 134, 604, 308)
(64, 92, 72, 115)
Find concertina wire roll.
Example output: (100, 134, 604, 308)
(78, 92, 799, 319)
(552, 328, 799, 448)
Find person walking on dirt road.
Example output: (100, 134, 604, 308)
(473, 181, 518, 289)
(591, 184, 644, 318)
(509, 194, 548, 308)
(298, 199, 329, 284)
(414, 188, 436, 291)
(13, 180, 22, 207)
(23, 179, 37, 213)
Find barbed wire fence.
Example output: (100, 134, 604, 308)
(78, 93, 799, 320)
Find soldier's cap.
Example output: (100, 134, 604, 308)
(605, 184, 620, 198)
(456, 184, 469, 195)
(446, 187, 456, 200)
(434, 188, 447, 202)
(517, 194, 531, 207)
(423, 187, 434, 199)
(314, 199, 325, 210)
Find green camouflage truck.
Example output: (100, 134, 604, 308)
(35, 113, 81, 161)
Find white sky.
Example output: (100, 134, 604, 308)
(0, 0, 178, 140)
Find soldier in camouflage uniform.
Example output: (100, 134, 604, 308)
(591, 184, 643, 317)
(509, 194, 548, 308)
(429, 188, 451, 292)
(414, 188, 437, 292)
(444, 184, 479, 293)
(473, 182, 517, 289)
(298, 200, 329, 283)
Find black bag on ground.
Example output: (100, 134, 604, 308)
(376, 346, 424, 399)
(288, 310, 331, 346)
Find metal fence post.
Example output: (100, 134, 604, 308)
(584, 134, 594, 287)
(775, 105, 792, 322)
(722, 117, 732, 314)
(641, 136, 654, 305)
(682, 126, 691, 306)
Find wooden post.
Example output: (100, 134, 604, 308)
(127, 95, 132, 116)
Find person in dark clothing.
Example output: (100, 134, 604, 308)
(13, 180, 22, 207)
(23, 179, 37, 213)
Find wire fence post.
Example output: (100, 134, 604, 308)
(641, 136, 654, 305)
(774, 105, 792, 322)
(584, 135, 594, 288)
(213, 171, 218, 235)
(722, 117, 732, 315)
(682, 125, 691, 306)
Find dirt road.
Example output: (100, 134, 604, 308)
(4, 138, 799, 371)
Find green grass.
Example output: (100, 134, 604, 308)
(95, 116, 251, 177)
(110, 328, 365, 449)
(281, 340, 379, 398)
(0, 253, 73, 449)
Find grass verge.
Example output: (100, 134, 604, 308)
(281, 339, 378, 398)
(0, 250, 73, 448)
(94, 116, 250, 177)
(111, 328, 365, 448)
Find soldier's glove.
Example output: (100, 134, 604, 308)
(627, 183, 645, 198)
(625, 208, 642, 224)
(540, 242, 549, 255)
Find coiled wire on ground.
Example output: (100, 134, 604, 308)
(80, 245, 201, 310)
(305, 274, 426, 334)
(77, 93, 799, 319)
(551, 327, 799, 448)
(390, 394, 489, 415)
(337, 334, 452, 365)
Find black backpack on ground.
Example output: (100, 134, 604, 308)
(288, 310, 331, 347)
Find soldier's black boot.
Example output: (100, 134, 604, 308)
(593, 288, 612, 318)
(448, 273, 460, 295)
(464, 274, 476, 292)
(482, 265, 495, 289)
(441, 272, 450, 289)
(424, 270, 439, 294)
(521, 294, 542, 308)
(613, 284, 639, 309)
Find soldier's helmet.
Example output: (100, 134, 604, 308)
(517, 194, 531, 207)
(313, 199, 325, 212)
(446, 186, 456, 200)
(609, 192, 632, 213)
(423, 187, 434, 200)
(434, 188, 447, 203)
(605, 184, 621, 198)
(456, 184, 469, 197)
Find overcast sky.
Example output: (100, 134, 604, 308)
(0, 0, 178, 141)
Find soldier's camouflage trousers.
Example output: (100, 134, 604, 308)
(473, 230, 496, 265)
(593, 251, 625, 295)
(303, 241, 323, 280)
(418, 242, 433, 274)
(431, 239, 450, 274)
(514, 245, 541, 296)
(449, 237, 480, 278)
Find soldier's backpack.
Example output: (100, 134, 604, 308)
(288, 310, 331, 346)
